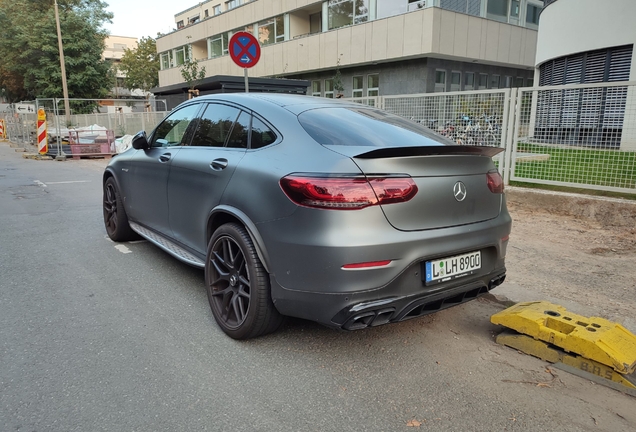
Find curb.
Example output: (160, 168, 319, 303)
(506, 186, 636, 228)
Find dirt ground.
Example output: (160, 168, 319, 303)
(502, 198, 636, 328)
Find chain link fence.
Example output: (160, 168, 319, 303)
(510, 81, 636, 194)
(344, 84, 635, 195)
(0, 101, 38, 150)
(34, 98, 169, 158)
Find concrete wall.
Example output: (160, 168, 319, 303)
(158, 6, 538, 88)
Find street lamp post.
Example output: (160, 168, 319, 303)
(54, 0, 70, 160)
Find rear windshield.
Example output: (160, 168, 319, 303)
(297, 107, 454, 147)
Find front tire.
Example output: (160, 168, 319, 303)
(103, 177, 137, 242)
(205, 223, 283, 339)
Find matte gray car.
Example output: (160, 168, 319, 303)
(103, 93, 511, 339)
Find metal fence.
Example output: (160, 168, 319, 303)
(1, 101, 38, 148)
(2, 98, 169, 156)
(345, 82, 635, 195)
(4, 88, 635, 195)
(509, 81, 636, 194)
(346, 89, 514, 170)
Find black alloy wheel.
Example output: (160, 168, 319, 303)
(205, 223, 283, 339)
(103, 177, 136, 242)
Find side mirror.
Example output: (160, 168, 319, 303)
(131, 131, 150, 150)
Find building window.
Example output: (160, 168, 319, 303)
(177, 20, 184, 29)
(465, 72, 475, 90)
(367, 74, 379, 97)
(226, 0, 241, 10)
(310, 12, 322, 34)
(479, 73, 488, 89)
(438, 0, 480, 16)
(204, 9, 209, 17)
(527, 78, 534, 87)
(526, 3, 541, 26)
(214, 5, 221, 15)
(312, 80, 322, 97)
(208, 33, 229, 58)
(490, 75, 500, 89)
(328, 0, 369, 30)
(504, 76, 512, 88)
(486, 0, 509, 23)
(189, 15, 200, 25)
(325, 79, 334, 98)
(510, 0, 519, 18)
(174, 46, 189, 66)
(450, 71, 461, 91)
(435, 70, 446, 92)
(352, 75, 363, 98)
(258, 15, 285, 46)
(515, 77, 524, 87)
(160, 51, 172, 70)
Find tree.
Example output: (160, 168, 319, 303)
(119, 36, 160, 97)
(333, 55, 345, 96)
(180, 40, 206, 98)
(0, 0, 113, 101)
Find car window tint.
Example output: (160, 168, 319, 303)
(191, 104, 241, 147)
(226, 111, 250, 149)
(298, 107, 454, 147)
(250, 117, 277, 149)
(151, 104, 201, 147)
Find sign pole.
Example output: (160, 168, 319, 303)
(229, 32, 260, 93)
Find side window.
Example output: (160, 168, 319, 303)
(151, 104, 201, 147)
(191, 104, 241, 147)
(250, 117, 277, 149)
(226, 111, 251, 149)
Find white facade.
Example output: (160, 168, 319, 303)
(536, 0, 636, 78)
(533, 0, 636, 150)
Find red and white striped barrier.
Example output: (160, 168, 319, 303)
(37, 108, 48, 155)
(0, 119, 6, 140)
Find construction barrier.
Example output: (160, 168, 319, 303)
(492, 301, 636, 395)
(37, 108, 48, 154)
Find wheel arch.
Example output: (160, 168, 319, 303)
(207, 206, 272, 273)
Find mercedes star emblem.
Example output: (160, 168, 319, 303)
(453, 181, 467, 202)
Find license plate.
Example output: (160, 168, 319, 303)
(424, 251, 481, 285)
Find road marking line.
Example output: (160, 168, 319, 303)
(114, 244, 132, 254)
(46, 181, 90, 184)
(33, 180, 47, 187)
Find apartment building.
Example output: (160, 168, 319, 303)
(155, 0, 542, 99)
(103, 35, 145, 98)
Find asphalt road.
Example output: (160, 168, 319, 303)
(1, 144, 634, 432)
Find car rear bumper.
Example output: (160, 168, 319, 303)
(270, 264, 506, 329)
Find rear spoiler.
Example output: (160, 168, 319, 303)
(351, 145, 504, 159)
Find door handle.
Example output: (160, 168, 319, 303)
(159, 153, 171, 163)
(210, 158, 228, 170)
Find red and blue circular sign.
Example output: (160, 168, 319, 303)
(229, 32, 261, 69)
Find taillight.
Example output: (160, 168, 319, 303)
(279, 175, 418, 210)
(487, 171, 504, 194)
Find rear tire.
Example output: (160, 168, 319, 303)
(103, 177, 137, 242)
(205, 223, 283, 339)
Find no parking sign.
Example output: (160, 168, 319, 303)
(229, 32, 261, 92)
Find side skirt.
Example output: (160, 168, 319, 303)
(129, 221, 205, 268)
